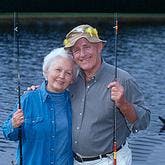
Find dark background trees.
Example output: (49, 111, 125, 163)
(0, 0, 165, 13)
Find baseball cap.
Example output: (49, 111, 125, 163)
(63, 24, 106, 48)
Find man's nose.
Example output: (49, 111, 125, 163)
(79, 49, 86, 58)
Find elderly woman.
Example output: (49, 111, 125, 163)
(2, 47, 78, 165)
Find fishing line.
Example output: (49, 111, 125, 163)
(113, 12, 118, 165)
(13, 12, 23, 165)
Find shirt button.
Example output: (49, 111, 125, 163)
(52, 121, 55, 124)
(80, 113, 82, 115)
(77, 127, 79, 130)
(51, 162, 54, 164)
(51, 148, 54, 151)
(75, 141, 78, 144)
(50, 108, 54, 111)
(87, 86, 90, 89)
(52, 135, 55, 138)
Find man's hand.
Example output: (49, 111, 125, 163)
(107, 81, 126, 108)
(107, 81, 137, 123)
(27, 85, 39, 91)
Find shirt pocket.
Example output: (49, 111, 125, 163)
(24, 117, 46, 140)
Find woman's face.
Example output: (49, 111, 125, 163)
(46, 57, 74, 92)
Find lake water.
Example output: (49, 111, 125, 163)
(0, 18, 165, 165)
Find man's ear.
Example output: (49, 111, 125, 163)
(70, 78, 74, 85)
(97, 42, 104, 54)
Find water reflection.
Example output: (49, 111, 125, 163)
(0, 20, 165, 165)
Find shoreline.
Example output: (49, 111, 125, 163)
(0, 12, 165, 24)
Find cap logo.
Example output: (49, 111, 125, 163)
(85, 27, 98, 38)
(64, 38, 71, 47)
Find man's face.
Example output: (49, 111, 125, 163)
(71, 38, 102, 74)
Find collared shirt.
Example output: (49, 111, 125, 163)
(70, 61, 150, 156)
(3, 82, 73, 165)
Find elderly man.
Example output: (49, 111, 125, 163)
(64, 24, 150, 165)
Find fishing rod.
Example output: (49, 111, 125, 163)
(13, 12, 23, 165)
(113, 12, 118, 165)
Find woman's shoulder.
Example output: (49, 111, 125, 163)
(21, 87, 41, 102)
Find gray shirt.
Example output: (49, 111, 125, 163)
(70, 61, 150, 156)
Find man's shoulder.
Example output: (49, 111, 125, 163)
(102, 62, 125, 73)
(103, 62, 133, 80)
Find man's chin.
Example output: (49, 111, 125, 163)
(79, 64, 91, 71)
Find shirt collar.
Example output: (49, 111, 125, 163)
(94, 60, 107, 81)
(40, 81, 68, 102)
(40, 81, 49, 102)
(79, 60, 107, 81)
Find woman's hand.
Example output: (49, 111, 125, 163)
(12, 109, 24, 128)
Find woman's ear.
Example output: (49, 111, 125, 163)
(44, 71, 48, 80)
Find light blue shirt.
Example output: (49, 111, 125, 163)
(2, 81, 73, 165)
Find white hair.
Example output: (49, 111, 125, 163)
(43, 47, 79, 80)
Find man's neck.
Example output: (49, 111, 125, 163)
(84, 61, 102, 81)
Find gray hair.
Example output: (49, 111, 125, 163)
(43, 47, 79, 80)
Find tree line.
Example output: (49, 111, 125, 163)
(0, 0, 164, 13)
